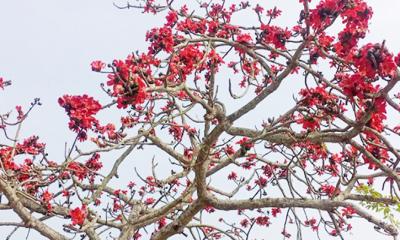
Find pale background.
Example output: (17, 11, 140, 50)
(0, 0, 399, 239)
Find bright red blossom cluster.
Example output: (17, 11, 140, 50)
(58, 94, 102, 141)
(69, 205, 87, 225)
(260, 24, 291, 50)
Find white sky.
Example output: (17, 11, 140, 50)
(0, 0, 400, 239)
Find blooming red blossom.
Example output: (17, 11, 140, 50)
(267, 7, 281, 19)
(69, 205, 87, 225)
(58, 95, 102, 138)
(260, 24, 291, 49)
(146, 26, 175, 53)
(320, 184, 338, 197)
(145, 197, 156, 205)
(157, 217, 167, 230)
(341, 206, 357, 218)
(227, 171, 238, 180)
(102, 54, 153, 108)
(17, 136, 45, 155)
(271, 208, 281, 217)
(67, 162, 88, 180)
(236, 137, 254, 150)
(352, 43, 397, 78)
(165, 11, 178, 27)
(255, 216, 271, 226)
(90, 60, 106, 72)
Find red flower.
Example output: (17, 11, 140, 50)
(224, 145, 235, 155)
(103, 54, 151, 108)
(69, 205, 87, 225)
(42, 189, 53, 203)
(169, 122, 183, 141)
(236, 33, 253, 45)
(227, 171, 237, 180)
(67, 162, 88, 180)
(165, 11, 178, 26)
(85, 153, 103, 172)
(309, 0, 343, 29)
(144, 197, 155, 205)
(253, 4, 264, 14)
(146, 26, 174, 53)
(58, 95, 102, 138)
(240, 219, 249, 228)
(395, 52, 400, 66)
(320, 184, 337, 197)
(366, 97, 387, 132)
(90, 60, 105, 72)
(0, 77, 4, 90)
(341, 206, 357, 218)
(17, 136, 45, 155)
(271, 208, 281, 217)
(157, 217, 167, 230)
(255, 216, 270, 226)
(267, 7, 281, 19)
(352, 43, 397, 78)
(260, 25, 291, 49)
(255, 176, 267, 187)
(236, 137, 254, 150)
(297, 115, 320, 131)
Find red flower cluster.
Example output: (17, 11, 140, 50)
(363, 139, 389, 169)
(308, 0, 372, 59)
(395, 53, 400, 67)
(103, 54, 158, 108)
(145, 197, 156, 205)
(366, 97, 387, 132)
(146, 26, 175, 53)
(66, 162, 88, 180)
(227, 171, 237, 180)
(352, 43, 397, 79)
(337, 73, 378, 100)
(41, 190, 53, 212)
(255, 216, 271, 226)
(165, 11, 178, 27)
(236, 137, 254, 150)
(260, 24, 291, 49)
(299, 86, 340, 111)
(176, 18, 207, 34)
(255, 176, 267, 187)
(305, 218, 318, 231)
(341, 206, 357, 218)
(85, 153, 103, 172)
(58, 95, 101, 140)
(320, 184, 337, 197)
(69, 205, 87, 225)
(267, 7, 282, 19)
(271, 208, 281, 217)
(0, 136, 44, 177)
(309, 33, 335, 64)
(309, 0, 342, 30)
(168, 44, 205, 82)
(335, 0, 372, 56)
(297, 115, 321, 131)
(90, 60, 106, 72)
(169, 122, 183, 141)
(16, 136, 46, 155)
(236, 33, 253, 45)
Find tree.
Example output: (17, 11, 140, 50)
(1, 0, 400, 239)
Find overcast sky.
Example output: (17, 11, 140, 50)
(0, 1, 400, 239)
